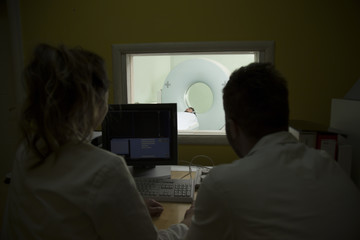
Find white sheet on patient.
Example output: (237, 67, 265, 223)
(177, 112, 199, 130)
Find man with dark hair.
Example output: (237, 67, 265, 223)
(184, 63, 360, 240)
(223, 63, 289, 141)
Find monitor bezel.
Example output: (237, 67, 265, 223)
(102, 103, 178, 168)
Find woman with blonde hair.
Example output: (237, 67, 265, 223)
(2, 44, 190, 239)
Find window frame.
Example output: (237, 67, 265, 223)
(112, 41, 275, 145)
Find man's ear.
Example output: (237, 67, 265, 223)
(227, 118, 240, 140)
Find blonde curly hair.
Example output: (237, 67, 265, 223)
(20, 44, 109, 166)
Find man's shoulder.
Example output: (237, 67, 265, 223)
(203, 160, 248, 184)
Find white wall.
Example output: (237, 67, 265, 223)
(330, 99, 360, 188)
(132, 55, 171, 103)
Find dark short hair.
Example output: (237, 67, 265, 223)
(222, 62, 289, 139)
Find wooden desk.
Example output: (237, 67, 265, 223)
(152, 170, 195, 229)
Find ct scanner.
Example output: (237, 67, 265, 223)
(161, 58, 230, 130)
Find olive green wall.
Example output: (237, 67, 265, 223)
(18, 0, 360, 165)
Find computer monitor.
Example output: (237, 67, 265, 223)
(102, 103, 178, 178)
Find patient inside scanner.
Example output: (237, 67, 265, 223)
(161, 59, 229, 131)
(130, 54, 256, 132)
(178, 107, 199, 130)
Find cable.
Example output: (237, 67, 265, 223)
(177, 160, 194, 179)
(178, 155, 215, 180)
(190, 155, 214, 167)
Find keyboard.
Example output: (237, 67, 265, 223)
(135, 177, 194, 203)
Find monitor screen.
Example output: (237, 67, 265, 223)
(102, 104, 178, 170)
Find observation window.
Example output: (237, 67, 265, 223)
(112, 41, 274, 144)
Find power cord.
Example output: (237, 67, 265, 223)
(178, 155, 214, 180)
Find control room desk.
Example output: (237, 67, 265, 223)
(152, 167, 195, 230)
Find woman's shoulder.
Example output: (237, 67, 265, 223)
(58, 142, 133, 183)
(59, 142, 127, 171)
(75, 142, 124, 160)
(79, 142, 120, 157)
